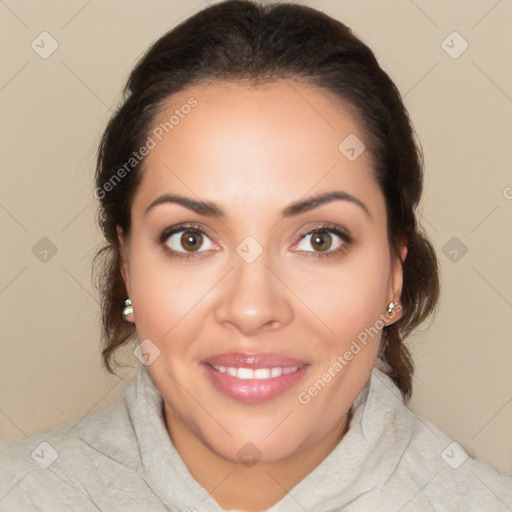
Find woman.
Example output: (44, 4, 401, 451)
(1, 1, 511, 510)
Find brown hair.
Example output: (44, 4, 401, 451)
(93, 0, 440, 401)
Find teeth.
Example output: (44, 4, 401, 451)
(254, 368, 271, 379)
(226, 367, 238, 377)
(271, 367, 282, 378)
(210, 365, 299, 379)
(238, 367, 256, 379)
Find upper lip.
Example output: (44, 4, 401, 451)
(202, 352, 309, 369)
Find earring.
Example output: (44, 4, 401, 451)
(122, 299, 133, 318)
(386, 301, 400, 315)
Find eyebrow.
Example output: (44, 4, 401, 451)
(143, 190, 370, 220)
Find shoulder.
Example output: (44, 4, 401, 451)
(1, 396, 135, 471)
(398, 411, 511, 510)
(0, 390, 161, 511)
(371, 370, 512, 511)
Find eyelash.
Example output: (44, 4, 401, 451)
(158, 222, 352, 261)
(298, 224, 351, 259)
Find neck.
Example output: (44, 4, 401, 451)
(163, 403, 351, 511)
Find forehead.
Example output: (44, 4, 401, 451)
(133, 79, 385, 220)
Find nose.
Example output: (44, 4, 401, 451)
(213, 250, 294, 336)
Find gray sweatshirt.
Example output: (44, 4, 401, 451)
(1, 365, 511, 511)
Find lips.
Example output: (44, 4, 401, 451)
(201, 352, 310, 404)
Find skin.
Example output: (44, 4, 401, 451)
(118, 79, 407, 511)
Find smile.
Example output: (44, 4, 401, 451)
(202, 362, 308, 404)
(209, 364, 300, 380)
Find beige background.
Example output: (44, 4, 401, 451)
(1, 0, 511, 476)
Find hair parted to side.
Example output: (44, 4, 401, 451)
(93, 0, 440, 401)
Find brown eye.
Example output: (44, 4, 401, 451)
(310, 230, 332, 252)
(162, 226, 216, 255)
(180, 230, 203, 252)
(295, 225, 350, 257)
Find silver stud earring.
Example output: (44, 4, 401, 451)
(122, 299, 133, 318)
(386, 301, 399, 315)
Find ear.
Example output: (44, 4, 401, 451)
(117, 225, 131, 296)
(386, 237, 408, 324)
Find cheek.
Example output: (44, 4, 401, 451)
(289, 245, 390, 340)
(127, 243, 212, 340)
(295, 252, 389, 415)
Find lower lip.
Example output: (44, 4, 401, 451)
(202, 364, 308, 404)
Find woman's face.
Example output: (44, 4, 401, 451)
(119, 79, 406, 464)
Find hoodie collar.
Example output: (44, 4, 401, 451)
(127, 365, 413, 511)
